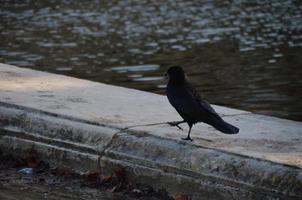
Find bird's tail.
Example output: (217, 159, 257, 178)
(207, 116, 239, 134)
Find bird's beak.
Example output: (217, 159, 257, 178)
(164, 73, 168, 80)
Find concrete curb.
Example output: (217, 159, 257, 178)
(0, 64, 301, 199)
(1, 102, 301, 200)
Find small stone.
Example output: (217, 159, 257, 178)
(268, 59, 277, 63)
(131, 189, 143, 197)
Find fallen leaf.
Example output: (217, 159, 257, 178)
(113, 167, 127, 184)
(101, 175, 113, 183)
(84, 171, 100, 179)
(23, 147, 40, 168)
(174, 194, 189, 200)
(55, 167, 73, 177)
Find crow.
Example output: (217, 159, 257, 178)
(166, 66, 239, 141)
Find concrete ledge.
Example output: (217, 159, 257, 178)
(0, 102, 117, 171)
(0, 63, 301, 199)
(102, 133, 301, 199)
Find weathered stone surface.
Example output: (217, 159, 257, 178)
(0, 63, 301, 199)
(0, 103, 118, 152)
(101, 132, 302, 199)
(0, 135, 100, 172)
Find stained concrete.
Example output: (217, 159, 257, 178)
(0, 63, 301, 199)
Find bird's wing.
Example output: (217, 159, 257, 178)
(185, 82, 219, 116)
(167, 84, 202, 121)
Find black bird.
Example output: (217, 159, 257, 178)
(166, 66, 239, 141)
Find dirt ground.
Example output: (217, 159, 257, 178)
(0, 150, 176, 200)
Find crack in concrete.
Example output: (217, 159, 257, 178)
(220, 113, 251, 117)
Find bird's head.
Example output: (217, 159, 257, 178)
(166, 66, 186, 85)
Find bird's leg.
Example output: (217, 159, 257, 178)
(168, 120, 185, 130)
(182, 124, 193, 141)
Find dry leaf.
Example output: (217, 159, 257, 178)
(174, 194, 188, 200)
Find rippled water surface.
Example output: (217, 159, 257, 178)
(1, 0, 302, 121)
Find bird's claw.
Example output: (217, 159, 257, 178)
(175, 124, 183, 130)
(168, 121, 183, 130)
(168, 121, 178, 126)
(181, 137, 193, 141)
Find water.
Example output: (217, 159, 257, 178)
(0, 0, 302, 121)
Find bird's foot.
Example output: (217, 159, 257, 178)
(168, 121, 183, 130)
(181, 137, 193, 141)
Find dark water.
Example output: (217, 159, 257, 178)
(1, 0, 302, 121)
